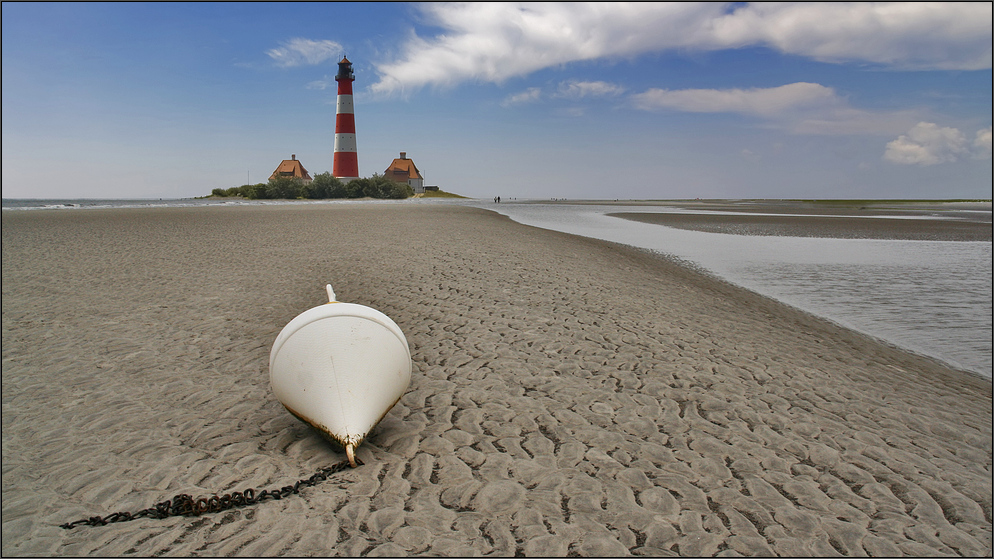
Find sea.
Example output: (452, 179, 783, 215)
(4, 197, 991, 380)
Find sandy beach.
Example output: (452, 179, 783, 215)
(2, 203, 991, 556)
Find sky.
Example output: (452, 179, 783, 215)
(2, 2, 991, 200)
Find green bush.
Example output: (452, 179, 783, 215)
(210, 173, 414, 200)
(264, 176, 304, 199)
(305, 172, 346, 199)
(351, 177, 380, 199)
(355, 174, 413, 199)
(343, 178, 363, 199)
(243, 183, 268, 199)
(382, 179, 414, 199)
(212, 183, 266, 198)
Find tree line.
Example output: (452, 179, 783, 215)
(211, 172, 413, 200)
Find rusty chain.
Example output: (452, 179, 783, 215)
(60, 457, 360, 529)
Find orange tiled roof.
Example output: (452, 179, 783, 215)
(270, 158, 312, 181)
(384, 157, 422, 181)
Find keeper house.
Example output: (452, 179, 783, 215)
(384, 152, 425, 193)
(270, 154, 313, 184)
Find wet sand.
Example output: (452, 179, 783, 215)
(608, 212, 992, 241)
(564, 198, 992, 241)
(547, 199, 992, 217)
(2, 203, 991, 556)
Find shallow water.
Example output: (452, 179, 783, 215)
(479, 202, 993, 379)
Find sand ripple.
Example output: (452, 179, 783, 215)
(3, 204, 990, 556)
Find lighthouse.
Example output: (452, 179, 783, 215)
(333, 56, 359, 181)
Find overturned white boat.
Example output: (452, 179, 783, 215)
(270, 285, 411, 467)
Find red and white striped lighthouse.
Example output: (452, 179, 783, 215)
(333, 56, 359, 181)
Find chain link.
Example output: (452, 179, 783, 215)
(61, 458, 360, 529)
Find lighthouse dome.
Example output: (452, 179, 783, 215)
(336, 56, 354, 81)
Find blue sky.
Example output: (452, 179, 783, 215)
(2, 2, 991, 200)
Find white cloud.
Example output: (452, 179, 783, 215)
(631, 82, 837, 117)
(371, 2, 991, 94)
(267, 38, 343, 68)
(883, 122, 969, 165)
(500, 80, 625, 107)
(306, 78, 332, 90)
(500, 87, 543, 107)
(790, 107, 923, 137)
(974, 126, 993, 159)
(630, 82, 925, 136)
(555, 80, 626, 99)
(707, 2, 991, 70)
